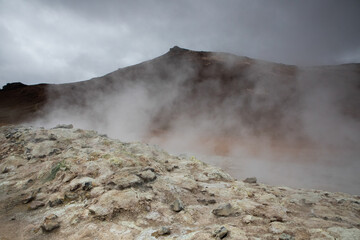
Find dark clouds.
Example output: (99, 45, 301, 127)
(1, 0, 360, 86)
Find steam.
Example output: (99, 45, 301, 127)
(29, 52, 360, 194)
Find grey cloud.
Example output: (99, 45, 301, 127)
(0, 0, 360, 86)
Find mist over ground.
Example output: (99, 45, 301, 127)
(28, 48, 360, 194)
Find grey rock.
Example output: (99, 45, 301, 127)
(49, 148, 61, 156)
(137, 170, 156, 182)
(65, 192, 78, 200)
(279, 233, 295, 240)
(41, 214, 60, 232)
(22, 192, 36, 204)
(49, 134, 57, 141)
(152, 226, 171, 237)
(82, 181, 93, 191)
(28, 201, 45, 210)
(53, 124, 73, 129)
(49, 198, 63, 207)
(166, 164, 179, 172)
(213, 226, 229, 239)
(170, 199, 184, 212)
(212, 203, 237, 217)
(197, 198, 217, 205)
(2, 167, 10, 174)
(243, 177, 257, 184)
(113, 174, 143, 190)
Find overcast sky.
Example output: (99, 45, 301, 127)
(1, 0, 360, 86)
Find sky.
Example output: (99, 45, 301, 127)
(1, 0, 360, 86)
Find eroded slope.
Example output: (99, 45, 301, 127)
(0, 125, 359, 240)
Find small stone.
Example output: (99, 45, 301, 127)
(170, 199, 184, 212)
(243, 177, 257, 184)
(197, 199, 217, 205)
(137, 170, 156, 182)
(22, 192, 36, 204)
(213, 226, 229, 239)
(152, 226, 171, 237)
(65, 192, 78, 200)
(113, 174, 143, 190)
(49, 198, 64, 207)
(2, 167, 10, 174)
(70, 183, 81, 191)
(53, 124, 73, 129)
(269, 222, 286, 234)
(212, 203, 237, 217)
(49, 148, 61, 156)
(41, 214, 60, 232)
(242, 215, 253, 224)
(279, 233, 295, 240)
(166, 165, 179, 172)
(82, 181, 92, 191)
(28, 201, 45, 210)
(49, 134, 57, 141)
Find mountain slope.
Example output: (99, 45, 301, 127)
(1, 125, 359, 239)
(1, 46, 359, 152)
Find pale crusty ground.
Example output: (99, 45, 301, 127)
(0, 125, 359, 240)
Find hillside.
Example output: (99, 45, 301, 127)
(0, 125, 359, 239)
(1, 47, 359, 146)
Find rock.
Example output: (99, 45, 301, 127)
(242, 215, 253, 224)
(89, 187, 105, 198)
(213, 226, 229, 239)
(152, 226, 171, 237)
(327, 227, 360, 240)
(88, 189, 146, 219)
(170, 199, 184, 212)
(29, 141, 57, 158)
(41, 214, 60, 232)
(22, 192, 36, 204)
(212, 203, 237, 217)
(2, 167, 10, 174)
(279, 233, 295, 240)
(137, 170, 156, 182)
(111, 174, 143, 189)
(48, 193, 64, 207)
(166, 164, 179, 172)
(28, 201, 45, 210)
(53, 124, 73, 129)
(64, 192, 78, 200)
(69, 177, 96, 191)
(243, 177, 257, 184)
(269, 222, 286, 234)
(49, 134, 57, 141)
(82, 181, 92, 191)
(197, 198, 217, 205)
(49, 198, 63, 207)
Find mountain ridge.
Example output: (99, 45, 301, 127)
(1, 46, 359, 152)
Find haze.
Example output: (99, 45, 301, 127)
(1, 1, 360, 194)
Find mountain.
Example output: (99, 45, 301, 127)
(1, 46, 359, 151)
(1, 47, 360, 194)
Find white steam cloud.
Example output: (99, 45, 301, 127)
(29, 52, 360, 194)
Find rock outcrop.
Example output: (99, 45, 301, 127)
(0, 125, 359, 239)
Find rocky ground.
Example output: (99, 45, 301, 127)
(0, 125, 359, 240)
